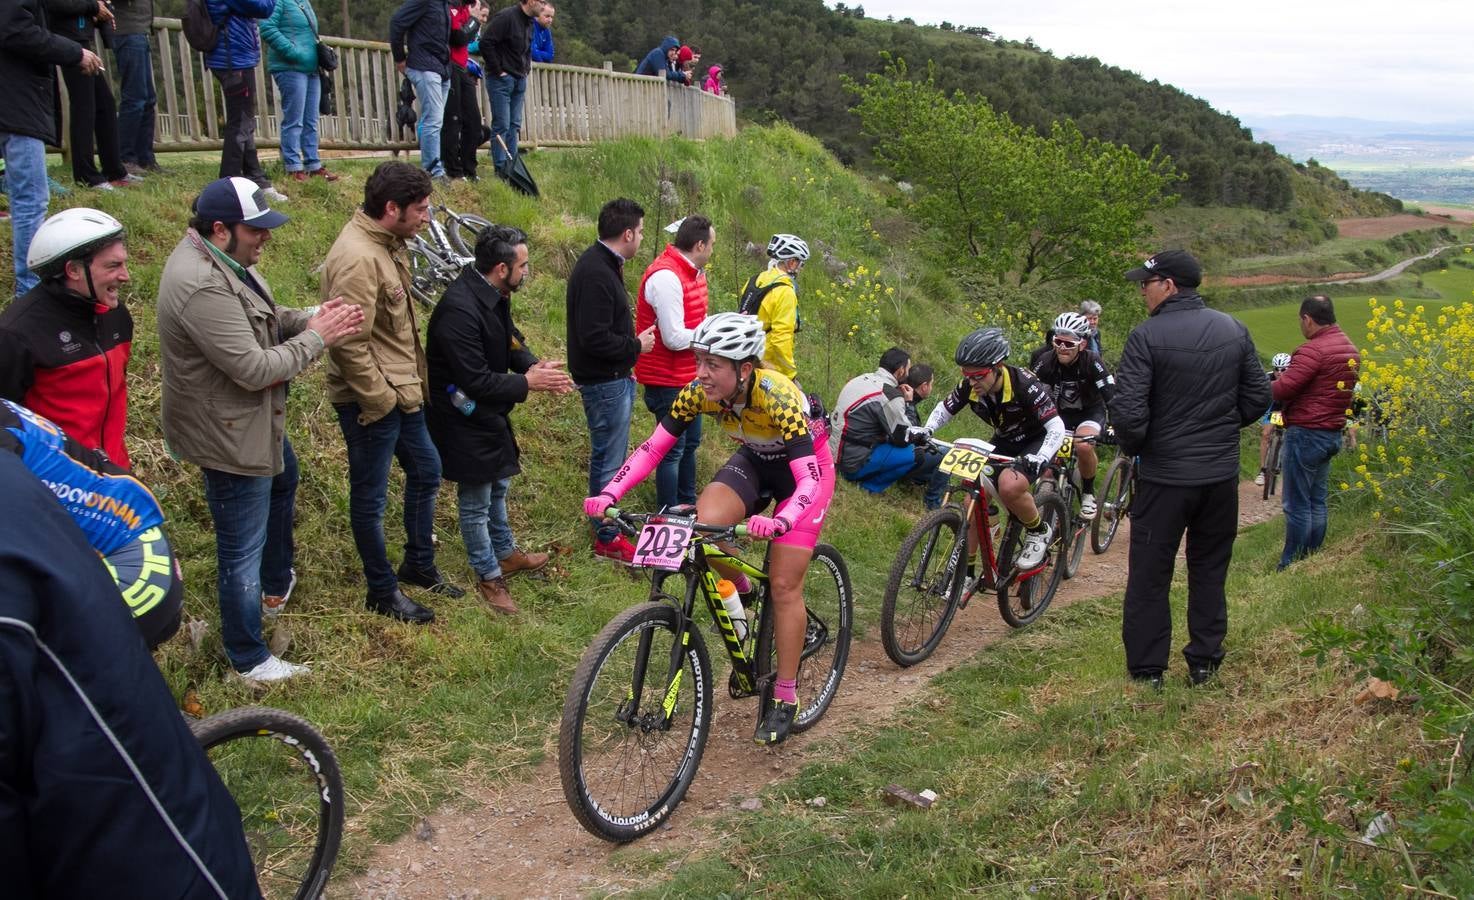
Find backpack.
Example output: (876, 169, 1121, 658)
(736, 274, 781, 317)
(182, 0, 220, 53)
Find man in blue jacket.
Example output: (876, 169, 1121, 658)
(529, 1, 553, 63)
(390, 0, 451, 178)
(0, 450, 261, 897)
(205, 0, 286, 202)
(635, 35, 684, 81)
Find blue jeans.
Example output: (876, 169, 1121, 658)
(486, 73, 526, 165)
(114, 33, 157, 167)
(643, 384, 703, 509)
(1, 132, 48, 295)
(272, 70, 322, 173)
(406, 68, 448, 176)
(1279, 426, 1341, 569)
(334, 404, 443, 595)
(201, 439, 299, 672)
(580, 377, 635, 543)
(845, 442, 948, 509)
(457, 478, 516, 580)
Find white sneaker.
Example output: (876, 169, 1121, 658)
(1254, 471, 1265, 486)
(262, 185, 289, 203)
(1079, 493, 1097, 520)
(261, 568, 298, 620)
(1017, 523, 1054, 569)
(237, 654, 310, 684)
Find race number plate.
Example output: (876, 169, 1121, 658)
(1056, 436, 1074, 461)
(632, 517, 694, 570)
(940, 445, 989, 480)
(1269, 411, 1285, 427)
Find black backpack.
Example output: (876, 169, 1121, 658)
(737, 274, 780, 316)
(182, 0, 220, 53)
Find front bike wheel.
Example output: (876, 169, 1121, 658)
(407, 242, 448, 308)
(1060, 484, 1088, 579)
(558, 602, 713, 843)
(753, 544, 853, 733)
(996, 491, 1068, 628)
(191, 707, 344, 900)
(1092, 456, 1133, 554)
(1265, 430, 1283, 499)
(881, 506, 966, 667)
(447, 212, 495, 256)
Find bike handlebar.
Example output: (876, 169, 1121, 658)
(604, 508, 752, 540)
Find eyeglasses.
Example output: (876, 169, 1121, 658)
(1139, 277, 1166, 287)
(962, 368, 995, 382)
(1052, 337, 1082, 349)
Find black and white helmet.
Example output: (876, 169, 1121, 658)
(691, 312, 766, 362)
(27, 208, 125, 278)
(1052, 312, 1091, 339)
(955, 327, 1009, 368)
(766, 233, 809, 262)
(1272, 353, 1292, 371)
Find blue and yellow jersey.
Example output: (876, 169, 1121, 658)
(665, 368, 814, 461)
(1, 399, 165, 556)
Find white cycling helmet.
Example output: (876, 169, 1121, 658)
(766, 233, 810, 262)
(1272, 352, 1292, 371)
(1052, 312, 1091, 340)
(691, 312, 766, 362)
(27, 208, 125, 278)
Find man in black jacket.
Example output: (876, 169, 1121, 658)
(482, 0, 540, 168)
(390, 0, 451, 177)
(1110, 250, 1270, 688)
(0, 451, 260, 897)
(426, 225, 571, 614)
(565, 198, 655, 561)
(0, 0, 101, 295)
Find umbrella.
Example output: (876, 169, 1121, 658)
(493, 134, 539, 197)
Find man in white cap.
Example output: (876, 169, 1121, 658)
(156, 176, 363, 685)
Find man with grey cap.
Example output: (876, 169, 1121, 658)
(157, 176, 363, 684)
(1109, 249, 1269, 689)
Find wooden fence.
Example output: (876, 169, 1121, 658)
(60, 20, 736, 159)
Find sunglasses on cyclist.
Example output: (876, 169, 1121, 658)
(1052, 336, 1082, 349)
(963, 367, 996, 382)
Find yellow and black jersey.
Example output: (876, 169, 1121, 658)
(665, 369, 814, 461)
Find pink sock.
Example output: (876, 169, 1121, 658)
(774, 678, 798, 704)
(732, 573, 753, 594)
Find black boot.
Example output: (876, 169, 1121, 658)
(366, 588, 436, 624)
(397, 564, 466, 598)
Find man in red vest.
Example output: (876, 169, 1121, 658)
(634, 215, 714, 509)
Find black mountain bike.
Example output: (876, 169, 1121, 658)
(559, 508, 853, 842)
(1263, 411, 1286, 500)
(1092, 451, 1137, 554)
(880, 437, 1068, 667)
(191, 707, 345, 900)
(1037, 432, 1095, 580)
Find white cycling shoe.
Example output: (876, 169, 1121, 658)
(237, 655, 311, 685)
(1079, 494, 1097, 520)
(1017, 523, 1054, 569)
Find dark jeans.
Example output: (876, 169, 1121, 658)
(442, 65, 482, 178)
(580, 377, 635, 543)
(1122, 477, 1238, 677)
(486, 72, 526, 165)
(212, 68, 268, 186)
(1279, 426, 1341, 569)
(200, 439, 299, 672)
(642, 384, 703, 509)
(334, 404, 443, 595)
(59, 65, 125, 186)
(114, 33, 157, 167)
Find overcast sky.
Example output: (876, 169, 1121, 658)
(835, 0, 1473, 126)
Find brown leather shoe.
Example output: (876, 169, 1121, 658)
(477, 576, 518, 615)
(499, 548, 550, 578)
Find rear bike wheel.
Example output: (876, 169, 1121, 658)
(996, 491, 1068, 628)
(191, 707, 344, 900)
(407, 242, 449, 308)
(881, 506, 966, 667)
(754, 544, 853, 733)
(1092, 455, 1133, 554)
(447, 212, 495, 256)
(558, 602, 712, 842)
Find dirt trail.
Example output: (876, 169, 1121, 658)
(352, 481, 1283, 899)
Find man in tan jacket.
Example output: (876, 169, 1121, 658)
(322, 161, 456, 624)
(157, 177, 362, 684)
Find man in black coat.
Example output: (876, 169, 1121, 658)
(482, 0, 539, 168)
(0, 0, 101, 295)
(426, 225, 572, 614)
(565, 198, 655, 562)
(1110, 250, 1270, 688)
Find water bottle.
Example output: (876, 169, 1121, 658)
(716, 579, 748, 641)
(447, 384, 476, 416)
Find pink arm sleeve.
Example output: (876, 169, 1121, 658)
(772, 451, 822, 526)
(599, 423, 679, 502)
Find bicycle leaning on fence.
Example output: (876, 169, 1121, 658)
(879, 436, 1069, 668)
(558, 506, 853, 842)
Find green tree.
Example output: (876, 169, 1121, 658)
(849, 59, 1177, 292)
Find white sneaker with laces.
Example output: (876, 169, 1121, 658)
(1017, 523, 1054, 569)
(262, 186, 289, 203)
(237, 654, 310, 684)
(261, 568, 298, 619)
(1079, 493, 1097, 520)
(1254, 471, 1265, 486)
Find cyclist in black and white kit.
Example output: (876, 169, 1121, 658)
(1029, 311, 1115, 519)
(917, 327, 1066, 568)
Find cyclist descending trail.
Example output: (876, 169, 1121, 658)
(585, 312, 836, 746)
